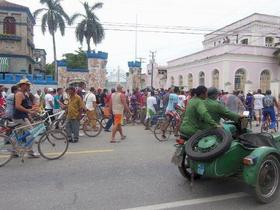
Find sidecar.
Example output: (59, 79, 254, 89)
(172, 118, 280, 203)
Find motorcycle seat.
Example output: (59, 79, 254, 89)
(239, 133, 277, 148)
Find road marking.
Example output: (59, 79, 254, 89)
(46, 149, 114, 156)
(121, 192, 248, 210)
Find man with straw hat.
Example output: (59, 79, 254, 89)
(14, 79, 39, 158)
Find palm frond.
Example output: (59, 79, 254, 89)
(56, 4, 71, 24)
(41, 13, 48, 34)
(91, 2, 103, 11)
(70, 13, 83, 25)
(56, 13, 66, 36)
(75, 20, 87, 45)
(33, 8, 47, 18)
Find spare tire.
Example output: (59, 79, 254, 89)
(186, 128, 232, 161)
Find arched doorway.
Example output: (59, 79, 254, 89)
(178, 75, 183, 88)
(260, 70, 271, 92)
(199, 72, 205, 86)
(234, 69, 246, 91)
(187, 73, 193, 89)
(170, 76, 174, 86)
(212, 69, 219, 88)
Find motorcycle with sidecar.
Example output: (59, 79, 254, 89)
(172, 116, 280, 203)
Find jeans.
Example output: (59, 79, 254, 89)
(65, 119, 80, 141)
(262, 107, 276, 128)
(105, 116, 113, 130)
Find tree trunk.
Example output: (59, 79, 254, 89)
(52, 32, 58, 81)
(86, 38, 91, 53)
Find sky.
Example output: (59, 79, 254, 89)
(9, 0, 280, 78)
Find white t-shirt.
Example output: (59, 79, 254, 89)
(254, 93, 264, 110)
(45, 93, 54, 110)
(178, 95, 186, 108)
(146, 96, 157, 113)
(84, 92, 96, 111)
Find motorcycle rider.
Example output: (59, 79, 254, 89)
(180, 86, 218, 138)
(203, 87, 241, 127)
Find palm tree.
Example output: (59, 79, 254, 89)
(71, 2, 105, 52)
(34, 0, 70, 80)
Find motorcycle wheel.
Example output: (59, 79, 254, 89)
(255, 155, 280, 203)
(178, 152, 200, 180)
(186, 128, 232, 161)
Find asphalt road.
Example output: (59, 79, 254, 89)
(0, 125, 280, 210)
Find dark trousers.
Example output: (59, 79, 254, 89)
(105, 116, 113, 130)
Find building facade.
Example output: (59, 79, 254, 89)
(0, 0, 45, 76)
(58, 51, 108, 89)
(167, 13, 280, 95)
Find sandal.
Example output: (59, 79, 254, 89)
(121, 136, 126, 140)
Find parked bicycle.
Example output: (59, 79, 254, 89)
(0, 119, 69, 167)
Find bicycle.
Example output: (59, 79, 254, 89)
(0, 120, 69, 167)
(261, 112, 279, 133)
(153, 108, 184, 142)
(80, 112, 103, 137)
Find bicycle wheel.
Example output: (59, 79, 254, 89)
(38, 129, 69, 160)
(83, 119, 102, 137)
(101, 117, 109, 129)
(154, 120, 171, 142)
(261, 122, 268, 133)
(0, 134, 13, 166)
(49, 119, 67, 140)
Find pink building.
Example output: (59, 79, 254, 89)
(167, 13, 280, 96)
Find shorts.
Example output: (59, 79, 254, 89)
(254, 109, 262, 118)
(114, 114, 123, 125)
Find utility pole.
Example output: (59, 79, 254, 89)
(135, 15, 138, 61)
(150, 51, 156, 89)
(117, 66, 120, 84)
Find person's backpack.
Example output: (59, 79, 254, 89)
(263, 95, 274, 108)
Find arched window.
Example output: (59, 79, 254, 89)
(234, 69, 246, 91)
(260, 70, 271, 92)
(170, 76, 174, 86)
(199, 72, 205, 86)
(178, 75, 183, 87)
(3, 17, 16, 35)
(212, 69, 219, 88)
(265, 37, 274, 47)
(187, 73, 193, 89)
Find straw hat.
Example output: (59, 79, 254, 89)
(17, 79, 31, 86)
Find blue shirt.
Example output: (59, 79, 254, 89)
(166, 93, 179, 112)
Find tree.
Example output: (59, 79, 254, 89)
(63, 48, 87, 69)
(71, 1, 105, 52)
(46, 63, 55, 76)
(34, 0, 71, 80)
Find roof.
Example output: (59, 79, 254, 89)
(0, 0, 35, 24)
(205, 13, 280, 37)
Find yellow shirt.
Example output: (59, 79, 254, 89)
(67, 94, 84, 119)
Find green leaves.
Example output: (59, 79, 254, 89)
(72, 1, 105, 52)
(34, 0, 70, 36)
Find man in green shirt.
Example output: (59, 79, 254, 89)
(203, 87, 241, 129)
(180, 86, 218, 138)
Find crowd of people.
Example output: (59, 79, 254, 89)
(0, 80, 279, 148)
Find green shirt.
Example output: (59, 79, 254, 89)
(202, 98, 240, 129)
(180, 97, 218, 137)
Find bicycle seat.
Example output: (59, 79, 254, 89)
(6, 122, 21, 129)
